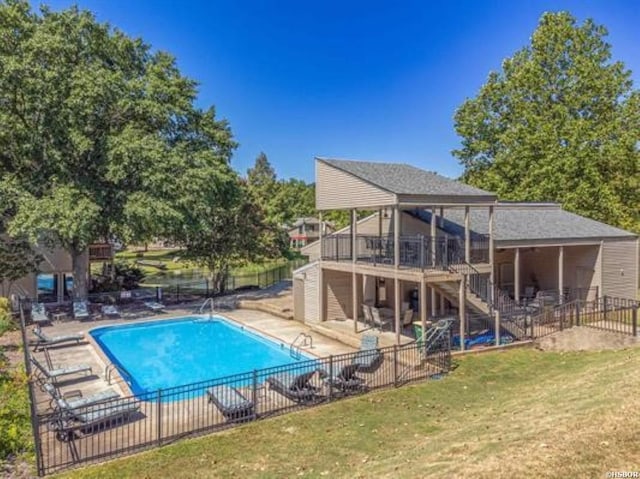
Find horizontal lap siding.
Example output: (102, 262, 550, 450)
(601, 239, 639, 299)
(324, 269, 353, 320)
(316, 161, 395, 210)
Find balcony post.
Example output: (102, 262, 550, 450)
(514, 247, 521, 305)
(352, 209, 358, 332)
(420, 279, 427, 343)
(430, 206, 437, 267)
(431, 287, 437, 317)
(464, 206, 470, 263)
(458, 277, 466, 351)
(558, 246, 564, 304)
(394, 206, 400, 268)
(319, 211, 324, 260)
(488, 205, 495, 303)
(395, 277, 401, 344)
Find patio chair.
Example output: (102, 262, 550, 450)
(32, 327, 84, 352)
(352, 335, 384, 373)
(266, 369, 322, 404)
(322, 363, 367, 394)
(370, 307, 391, 332)
(206, 385, 256, 422)
(73, 301, 91, 321)
(49, 398, 140, 441)
(144, 301, 166, 312)
(402, 309, 414, 327)
(43, 382, 120, 410)
(30, 356, 92, 386)
(31, 302, 51, 326)
(361, 304, 374, 327)
(101, 304, 120, 318)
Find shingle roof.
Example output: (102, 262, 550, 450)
(423, 204, 636, 242)
(318, 158, 496, 198)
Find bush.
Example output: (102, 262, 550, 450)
(0, 352, 32, 462)
(91, 262, 146, 293)
(0, 298, 13, 336)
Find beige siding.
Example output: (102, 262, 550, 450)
(601, 238, 639, 299)
(324, 269, 353, 320)
(316, 161, 395, 210)
(303, 264, 319, 323)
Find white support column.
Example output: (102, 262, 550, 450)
(319, 211, 324, 260)
(440, 293, 446, 316)
(352, 209, 358, 332)
(394, 277, 401, 344)
(514, 247, 521, 305)
(459, 277, 466, 351)
(559, 246, 564, 304)
(420, 279, 427, 339)
(431, 287, 437, 317)
(488, 205, 495, 302)
(394, 207, 400, 268)
(464, 206, 471, 263)
(430, 206, 437, 266)
(318, 266, 325, 322)
(439, 206, 444, 228)
(378, 209, 382, 237)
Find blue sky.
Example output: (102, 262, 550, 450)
(41, 0, 640, 182)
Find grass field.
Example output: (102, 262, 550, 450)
(56, 347, 640, 479)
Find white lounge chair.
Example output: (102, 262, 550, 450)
(101, 304, 120, 318)
(32, 327, 84, 352)
(73, 301, 91, 321)
(43, 383, 120, 410)
(144, 301, 165, 312)
(31, 303, 51, 326)
(30, 356, 92, 386)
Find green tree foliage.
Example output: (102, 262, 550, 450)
(453, 12, 640, 232)
(179, 180, 288, 293)
(0, 1, 237, 298)
(0, 236, 42, 297)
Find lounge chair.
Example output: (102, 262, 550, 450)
(144, 301, 165, 312)
(32, 327, 84, 351)
(352, 335, 384, 373)
(31, 303, 51, 326)
(266, 370, 322, 404)
(50, 398, 140, 441)
(73, 301, 91, 321)
(101, 304, 120, 318)
(30, 356, 92, 386)
(362, 304, 374, 327)
(322, 364, 367, 394)
(43, 382, 120, 410)
(206, 385, 255, 422)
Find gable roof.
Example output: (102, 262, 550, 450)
(427, 203, 636, 244)
(318, 158, 496, 199)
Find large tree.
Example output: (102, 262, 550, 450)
(453, 12, 640, 232)
(0, 1, 236, 298)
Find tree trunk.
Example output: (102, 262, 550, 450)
(71, 247, 90, 300)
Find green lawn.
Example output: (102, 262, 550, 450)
(56, 347, 640, 478)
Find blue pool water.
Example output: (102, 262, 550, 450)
(90, 316, 313, 397)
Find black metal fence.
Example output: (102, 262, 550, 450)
(25, 321, 451, 476)
(530, 296, 639, 339)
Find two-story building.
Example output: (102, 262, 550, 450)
(287, 217, 333, 249)
(293, 158, 639, 348)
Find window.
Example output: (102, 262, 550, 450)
(37, 274, 58, 303)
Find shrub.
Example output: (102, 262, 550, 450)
(0, 298, 14, 336)
(0, 352, 32, 462)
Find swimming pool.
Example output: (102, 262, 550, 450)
(90, 316, 314, 397)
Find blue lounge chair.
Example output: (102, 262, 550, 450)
(266, 370, 322, 404)
(31, 303, 51, 326)
(32, 327, 84, 351)
(30, 357, 92, 386)
(73, 301, 91, 321)
(206, 385, 255, 422)
(352, 335, 383, 373)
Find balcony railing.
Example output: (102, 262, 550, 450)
(88, 243, 114, 261)
(321, 233, 488, 270)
